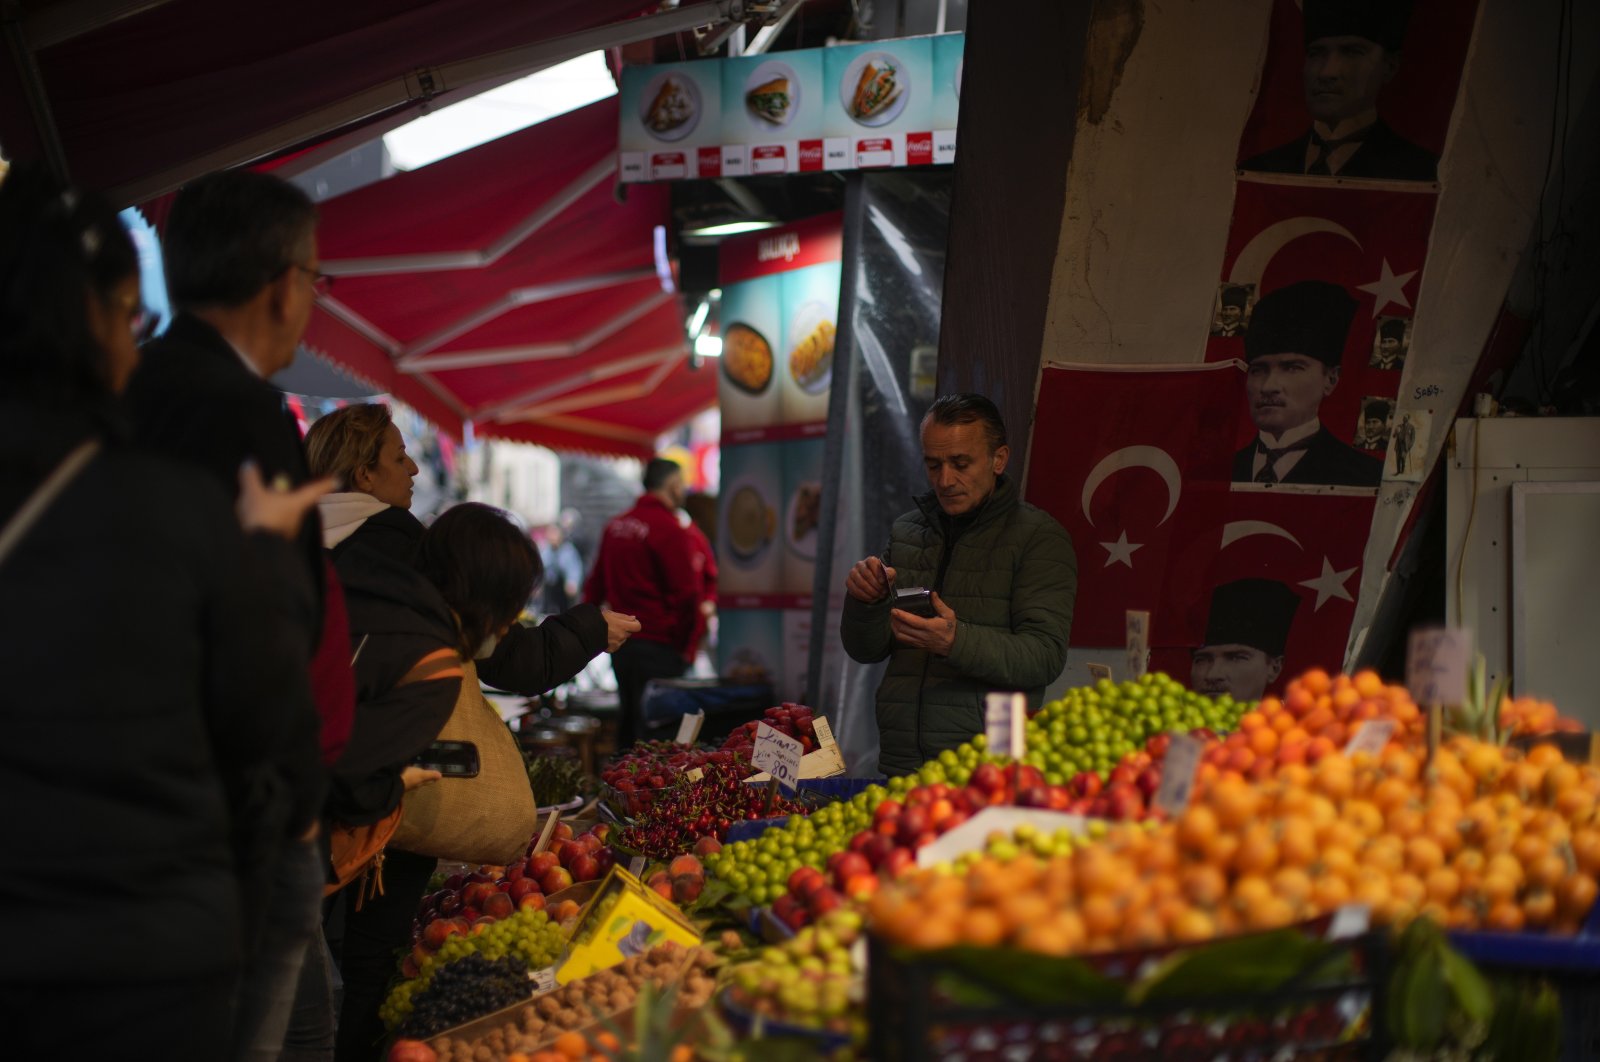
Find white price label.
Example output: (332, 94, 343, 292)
(529, 966, 557, 993)
(1125, 611, 1150, 680)
(686, 767, 705, 783)
(1345, 719, 1396, 757)
(1086, 663, 1113, 683)
(675, 711, 704, 745)
(752, 722, 803, 791)
(1153, 733, 1204, 815)
(984, 692, 1026, 758)
(1407, 627, 1470, 706)
(1326, 904, 1371, 941)
(627, 855, 646, 877)
(812, 715, 838, 749)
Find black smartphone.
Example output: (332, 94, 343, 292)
(413, 740, 480, 778)
(894, 586, 936, 618)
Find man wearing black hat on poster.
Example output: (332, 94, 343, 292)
(1371, 317, 1409, 370)
(1354, 397, 1393, 450)
(1212, 284, 1251, 337)
(1191, 579, 1302, 701)
(1241, 0, 1437, 182)
(1232, 280, 1383, 487)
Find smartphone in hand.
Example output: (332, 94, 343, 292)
(413, 740, 480, 778)
(894, 586, 936, 618)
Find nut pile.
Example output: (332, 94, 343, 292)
(429, 943, 717, 1062)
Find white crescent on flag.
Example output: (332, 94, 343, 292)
(1080, 446, 1182, 528)
(1228, 216, 1361, 292)
(1219, 520, 1304, 550)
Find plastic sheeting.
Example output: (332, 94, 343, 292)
(806, 172, 954, 777)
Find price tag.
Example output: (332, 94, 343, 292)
(1153, 733, 1203, 815)
(812, 716, 838, 748)
(627, 855, 646, 877)
(1406, 627, 1470, 706)
(675, 711, 704, 745)
(752, 722, 803, 791)
(984, 692, 1026, 758)
(1344, 719, 1396, 757)
(686, 767, 704, 783)
(1086, 663, 1112, 683)
(529, 966, 557, 993)
(1125, 611, 1150, 680)
(1326, 904, 1371, 941)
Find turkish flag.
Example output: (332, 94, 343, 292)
(1025, 362, 1243, 647)
(1206, 178, 1434, 455)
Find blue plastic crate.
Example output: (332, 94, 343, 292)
(1448, 898, 1600, 971)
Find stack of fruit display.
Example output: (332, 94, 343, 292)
(724, 908, 867, 1044)
(1500, 693, 1586, 737)
(599, 742, 748, 818)
(720, 702, 821, 754)
(869, 734, 1600, 958)
(611, 761, 814, 859)
(526, 754, 588, 809)
(382, 907, 568, 1031)
(417, 943, 718, 1062)
(640, 853, 713, 906)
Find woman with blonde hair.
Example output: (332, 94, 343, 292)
(305, 402, 420, 560)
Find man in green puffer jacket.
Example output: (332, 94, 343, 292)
(840, 394, 1078, 776)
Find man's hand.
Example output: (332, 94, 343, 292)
(401, 766, 443, 791)
(890, 592, 957, 656)
(237, 462, 335, 540)
(602, 610, 642, 652)
(845, 556, 896, 603)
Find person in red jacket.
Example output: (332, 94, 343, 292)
(585, 457, 701, 748)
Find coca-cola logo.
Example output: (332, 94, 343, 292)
(798, 142, 824, 164)
(757, 232, 801, 263)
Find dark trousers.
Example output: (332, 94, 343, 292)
(331, 848, 436, 1062)
(233, 836, 325, 1062)
(611, 638, 688, 749)
(4, 975, 234, 1061)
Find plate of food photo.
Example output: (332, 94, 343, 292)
(639, 71, 701, 142)
(744, 60, 800, 130)
(786, 481, 822, 561)
(786, 301, 836, 395)
(839, 50, 908, 127)
(721, 321, 775, 395)
(722, 476, 777, 568)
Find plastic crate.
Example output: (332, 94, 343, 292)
(723, 778, 886, 843)
(865, 926, 1388, 1062)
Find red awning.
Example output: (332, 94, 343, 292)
(0, 0, 723, 205)
(304, 97, 714, 458)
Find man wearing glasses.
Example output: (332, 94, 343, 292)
(123, 170, 331, 1062)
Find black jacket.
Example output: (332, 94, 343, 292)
(0, 401, 315, 983)
(1232, 427, 1383, 487)
(1241, 120, 1438, 182)
(335, 507, 611, 696)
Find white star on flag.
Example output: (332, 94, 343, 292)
(1100, 531, 1144, 569)
(1299, 556, 1357, 610)
(1356, 258, 1418, 316)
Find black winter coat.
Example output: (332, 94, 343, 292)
(0, 402, 316, 984)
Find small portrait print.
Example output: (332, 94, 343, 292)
(1370, 315, 1410, 370)
(1386, 410, 1429, 482)
(1211, 283, 1255, 337)
(1354, 396, 1393, 452)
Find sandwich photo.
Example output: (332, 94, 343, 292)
(645, 76, 695, 134)
(746, 76, 791, 125)
(850, 59, 901, 121)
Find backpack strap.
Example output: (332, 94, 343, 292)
(396, 647, 464, 687)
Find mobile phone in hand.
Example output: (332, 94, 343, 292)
(894, 586, 936, 618)
(413, 740, 480, 778)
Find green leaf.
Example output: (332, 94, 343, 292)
(1438, 947, 1493, 1024)
(913, 945, 1124, 1006)
(1130, 930, 1344, 1005)
(1398, 946, 1449, 1049)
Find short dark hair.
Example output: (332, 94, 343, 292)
(1365, 399, 1393, 420)
(643, 457, 683, 492)
(0, 162, 139, 402)
(924, 393, 1007, 452)
(163, 170, 318, 308)
(415, 503, 542, 658)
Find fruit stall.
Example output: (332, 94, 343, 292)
(382, 677, 1600, 1061)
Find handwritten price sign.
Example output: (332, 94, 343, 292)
(1407, 628, 1470, 706)
(985, 692, 1026, 758)
(1153, 733, 1203, 816)
(752, 722, 803, 792)
(674, 711, 705, 745)
(1125, 611, 1150, 680)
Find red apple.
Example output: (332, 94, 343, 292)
(579, 833, 604, 855)
(672, 874, 704, 905)
(554, 823, 575, 841)
(569, 853, 601, 882)
(843, 873, 880, 899)
(422, 919, 457, 949)
(508, 878, 541, 903)
(830, 851, 871, 885)
(882, 848, 916, 878)
(462, 881, 497, 909)
(504, 862, 525, 883)
(517, 892, 547, 912)
(1071, 771, 1104, 799)
(808, 887, 844, 916)
(861, 834, 896, 869)
(527, 852, 560, 878)
(482, 892, 515, 920)
(694, 835, 723, 857)
(539, 866, 574, 894)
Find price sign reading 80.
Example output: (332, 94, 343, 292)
(752, 722, 803, 791)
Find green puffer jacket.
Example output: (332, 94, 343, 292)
(839, 475, 1077, 776)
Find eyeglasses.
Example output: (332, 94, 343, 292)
(289, 263, 334, 297)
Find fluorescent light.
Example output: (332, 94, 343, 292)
(682, 219, 778, 238)
(686, 298, 711, 338)
(695, 334, 724, 357)
(383, 52, 617, 171)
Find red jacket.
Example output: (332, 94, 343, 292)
(584, 494, 701, 656)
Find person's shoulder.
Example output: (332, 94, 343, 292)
(87, 445, 236, 541)
(1012, 501, 1075, 547)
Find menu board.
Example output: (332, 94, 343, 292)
(719, 440, 784, 596)
(620, 34, 962, 182)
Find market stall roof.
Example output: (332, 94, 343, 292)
(0, 0, 741, 206)
(303, 96, 713, 458)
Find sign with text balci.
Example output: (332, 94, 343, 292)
(619, 33, 962, 182)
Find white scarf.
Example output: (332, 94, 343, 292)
(318, 491, 391, 549)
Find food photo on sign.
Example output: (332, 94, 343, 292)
(820, 37, 935, 168)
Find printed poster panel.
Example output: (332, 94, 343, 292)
(717, 275, 783, 433)
(719, 441, 783, 596)
(618, 60, 725, 181)
(821, 38, 935, 169)
(718, 609, 784, 690)
(781, 610, 813, 704)
(777, 261, 841, 426)
(1236, 0, 1479, 183)
(721, 49, 826, 176)
(781, 435, 826, 596)
(930, 33, 965, 164)
(1209, 179, 1435, 490)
